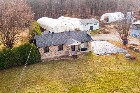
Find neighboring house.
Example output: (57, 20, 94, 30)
(37, 16, 99, 33)
(100, 12, 124, 23)
(35, 31, 93, 60)
(129, 20, 140, 37)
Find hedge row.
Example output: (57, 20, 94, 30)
(0, 43, 41, 70)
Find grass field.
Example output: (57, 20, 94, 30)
(0, 52, 140, 93)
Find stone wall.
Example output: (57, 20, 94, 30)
(39, 42, 92, 60)
(39, 45, 69, 60)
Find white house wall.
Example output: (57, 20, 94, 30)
(80, 23, 99, 31)
(93, 23, 99, 30)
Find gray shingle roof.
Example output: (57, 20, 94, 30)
(35, 31, 93, 48)
(80, 18, 99, 25)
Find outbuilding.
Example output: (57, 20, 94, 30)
(100, 12, 124, 23)
(37, 17, 75, 33)
(58, 16, 99, 31)
(79, 18, 99, 31)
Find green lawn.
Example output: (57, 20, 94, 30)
(0, 53, 140, 93)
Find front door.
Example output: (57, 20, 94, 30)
(71, 45, 77, 56)
(71, 45, 75, 51)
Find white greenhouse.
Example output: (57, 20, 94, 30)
(37, 17, 75, 33)
(100, 12, 124, 23)
(58, 16, 99, 31)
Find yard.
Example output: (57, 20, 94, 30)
(0, 53, 140, 93)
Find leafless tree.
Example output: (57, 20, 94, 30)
(0, 0, 34, 48)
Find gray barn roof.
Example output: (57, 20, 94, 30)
(35, 31, 93, 48)
(80, 18, 99, 25)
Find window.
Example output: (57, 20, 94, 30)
(44, 46, 49, 53)
(94, 23, 97, 25)
(58, 45, 63, 51)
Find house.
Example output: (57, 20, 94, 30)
(129, 20, 140, 37)
(35, 31, 93, 60)
(100, 12, 124, 23)
(37, 16, 99, 33)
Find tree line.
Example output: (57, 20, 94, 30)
(27, 0, 140, 19)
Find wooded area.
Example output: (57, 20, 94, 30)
(27, 0, 140, 19)
(0, 0, 33, 48)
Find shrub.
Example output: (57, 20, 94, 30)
(0, 48, 16, 69)
(0, 43, 41, 70)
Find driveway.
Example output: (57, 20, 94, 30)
(92, 34, 122, 42)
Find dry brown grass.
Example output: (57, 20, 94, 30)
(0, 52, 140, 93)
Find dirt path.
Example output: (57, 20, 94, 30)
(92, 24, 122, 42)
(92, 34, 122, 42)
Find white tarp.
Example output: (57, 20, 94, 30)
(91, 41, 127, 55)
